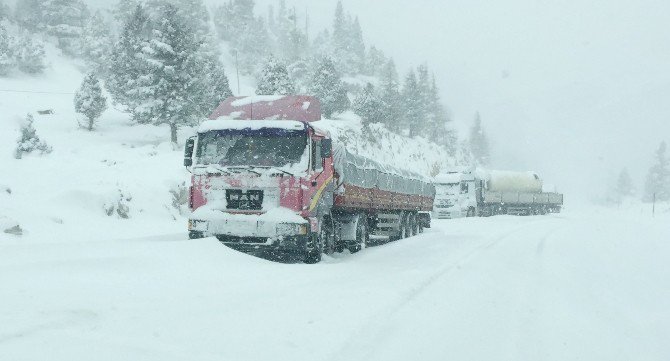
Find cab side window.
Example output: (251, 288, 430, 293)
(312, 139, 323, 171)
(461, 182, 469, 194)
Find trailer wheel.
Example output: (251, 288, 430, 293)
(304, 234, 322, 264)
(409, 214, 419, 236)
(399, 214, 409, 239)
(348, 216, 368, 254)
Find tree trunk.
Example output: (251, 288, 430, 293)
(88, 117, 94, 131)
(170, 123, 178, 144)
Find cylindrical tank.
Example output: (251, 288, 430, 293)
(486, 170, 543, 193)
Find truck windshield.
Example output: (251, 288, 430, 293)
(435, 183, 459, 196)
(195, 130, 308, 168)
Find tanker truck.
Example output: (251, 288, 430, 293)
(184, 96, 435, 263)
(433, 168, 563, 217)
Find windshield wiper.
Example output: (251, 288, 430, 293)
(194, 164, 232, 175)
(254, 166, 294, 177)
(226, 166, 262, 176)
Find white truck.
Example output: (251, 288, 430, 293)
(433, 168, 563, 218)
(432, 167, 478, 219)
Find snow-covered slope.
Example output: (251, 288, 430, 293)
(0, 43, 458, 242)
(0, 43, 192, 242)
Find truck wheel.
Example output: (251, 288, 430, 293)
(304, 234, 322, 264)
(348, 216, 368, 253)
(320, 218, 335, 255)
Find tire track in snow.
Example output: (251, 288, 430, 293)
(327, 217, 564, 361)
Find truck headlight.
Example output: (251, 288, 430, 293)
(276, 223, 308, 236)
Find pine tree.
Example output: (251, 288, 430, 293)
(401, 69, 423, 137)
(330, 2, 365, 74)
(379, 59, 401, 131)
(14, 32, 47, 74)
(74, 73, 107, 131)
(0, 24, 15, 75)
(469, 112, 490, 166)
(353, 83, 385, 126)
(256, 55, 295, 95)
(134, 4, 208, 143)
(172, 0, 211, 37)
(416, 64, 432, 137)
(0, 1, 10, 21)
(113, 0, 140, 25)
(15, 114, 52, 159)
(311, 29, 332, 58)
(107, 4, 151, 119)
(14, 0, 46, 32)
(365, 45, 386, 76)
(79, 11, 113, 73)
(644, 141, 670, 202)
(273, 2, 307, 63)
(308, 56, 349, 118)
(197, 46, 233, 112)
(615, 168, 635, 201)
(43, 0, 90, 55)
(348, 17, 365, 73)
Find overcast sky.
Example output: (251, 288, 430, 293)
(254, 0, 670, 198)
(77, 0, 670, 198)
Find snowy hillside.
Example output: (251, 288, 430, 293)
(0, 39, 457, 242)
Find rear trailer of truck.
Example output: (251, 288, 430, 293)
(331, 146, 435, 242)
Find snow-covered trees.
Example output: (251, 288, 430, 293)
(256, 55, 295, 95)
(308, 56, 349, 118)
(0, 24, 14, 75)
(14, 33, 47, 74)
(0, 1, 10, 21)
(15, 114, 52, 159)
(469, 112, 490, 166)
(644, 141, 670, 202)
(353, 83, 385, 127)
(14, 0, 46, 32)
(43, 0, 90, 55)
(269, 0, 308, 63)
(213, 0, 269, 74)
(135, 4, 209, 143)
(614, 168, 635, 201)
(79, 11, 113, 73)
(379, 59, 401, 131)
(74, 73, 107, 131)
(107, 4, 151, 119)
(107, 2, 232, 143)
(331, 1, 365, 74)
(401, 69, 423, 137)
(0, 24, 46, 76)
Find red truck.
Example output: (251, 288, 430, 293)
(184, 96, 435, 263)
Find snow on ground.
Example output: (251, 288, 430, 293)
(1, 207, 668, 361)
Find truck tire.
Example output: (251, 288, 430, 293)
(320, 218, 336, 255)
(304, 234, 322, 264)
(348, 216, 368, 253)
(399, 214, 409, 239)
(410, 214, 419, 236)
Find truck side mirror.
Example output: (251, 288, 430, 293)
(184, 137, 195, 167)
(321, 138, 332, 158)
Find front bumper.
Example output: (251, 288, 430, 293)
(189, 230, 309, 252)
(188, 212, 309, 251)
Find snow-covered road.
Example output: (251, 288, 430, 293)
(1, 209, 668, 361)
